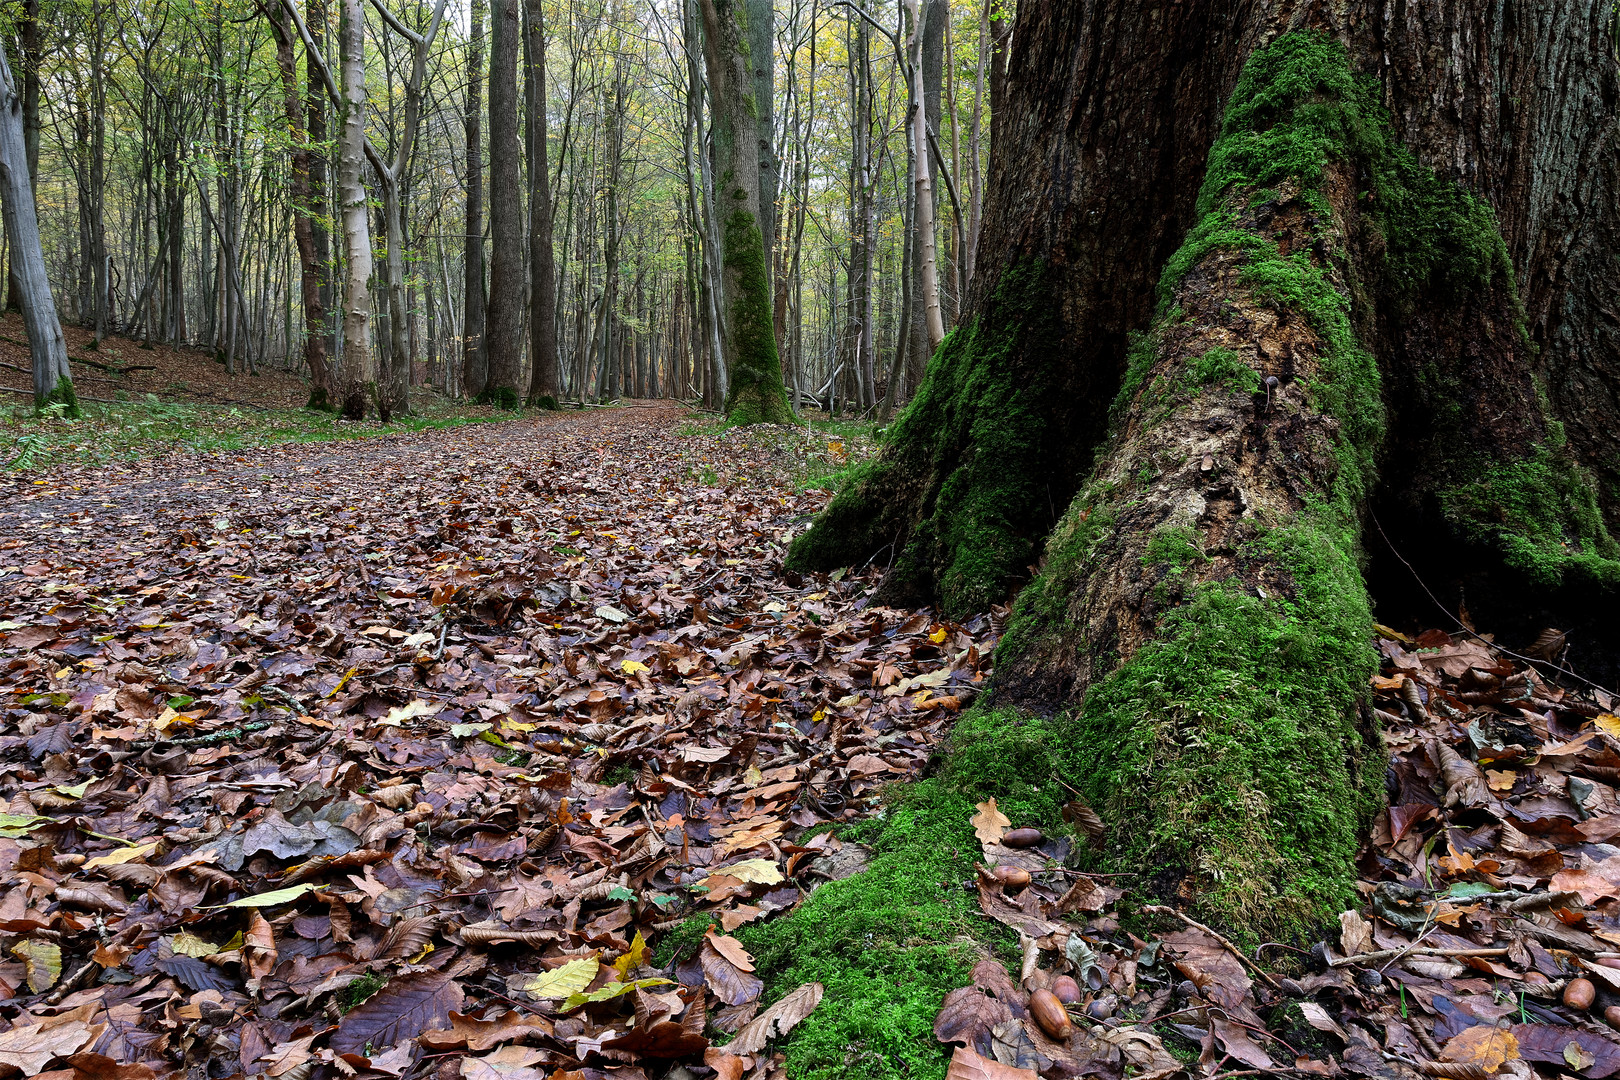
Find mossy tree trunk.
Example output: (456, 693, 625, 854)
(698, 0, 793, 426)
(790, 2, 1620, 938)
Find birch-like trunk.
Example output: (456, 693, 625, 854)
(335, 0, 375, 420)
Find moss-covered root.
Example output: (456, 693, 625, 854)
(786, 263, 1068, 617)
(721, 209, 794, 427)
(993, 31, 1494, 939)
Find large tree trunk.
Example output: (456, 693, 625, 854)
(482, 0, 524, 407)
(789, 2, 1620, 937)
(0, 47, 72, 413)
(334, 0, 376, 420)
(523, 0, 559, 408)
(698, 0, 792, 426)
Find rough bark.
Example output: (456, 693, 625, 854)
(789, 2, 1620, 936)
(482, 0, 524, 407)
(698, 0, 792, 426)
(523, 0, 559, 407)
(0, 46, 72, 413)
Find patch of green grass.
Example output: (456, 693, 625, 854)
(0, 395, 512, 472)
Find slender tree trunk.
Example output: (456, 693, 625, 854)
(462, 0, 489, 399)
(482, 0, 523, 405)
(268, 4, 333, 408)
(335, 0, 375, 419)
(791, 2, 1620, 938)
(699, 0, 792, 425)
(909, 0, 945, 367)
(0, 48, 71, 413)
(523, 0, 559, 407)
(308, 0, 334, 360)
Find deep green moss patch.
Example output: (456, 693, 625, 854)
(721, 208, 793, 426)
(1188, 346, 1260, 396)
(787, 262, 1067, 617)
(1440, 430, 1620, 589)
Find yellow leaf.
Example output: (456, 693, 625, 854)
(217, 882, 318, 909)
(971, 798, 1011, 846)
(706, 858, 783, 887)
(11, 940, 60, 992)
(612, 930, 651, 980)
(1442, 1025, 1519, 1074)
(171, 932, 219, 958)
(621, 659, 650, 675)
(52, 781, 92, 799)
(523, 957, 599, 998)
(83, 841, 159, 870)
(1374, 623, 1415, 644)
(929, 627, 948, 644)
(1485, 769, 1517, 793)
(562, 977, 673, 1011)
(1597, 713, 1620, 739)
(410, 942, 435, 964)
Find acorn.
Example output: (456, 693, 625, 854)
(993, 866, 1032, 889)
(1051, 975, 1083, 1004)
(1087, 994, 1118, 1020)
(1003, 827, 1044, 848)
(1603, 1005, 1620, 1029)
(1028, 988, 1073, 1040)
(1565, 978, 1597, 1011)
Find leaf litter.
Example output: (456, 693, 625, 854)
(938, 624, 1620, 1080)
(0, 406, 995, 1078)
(6, 402, 1620, 1080)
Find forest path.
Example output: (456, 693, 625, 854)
(0, 400, 995, 1075)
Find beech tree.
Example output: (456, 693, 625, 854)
(482, 0, 524, 407)
(790, 3, 1620, 936)
(698, 0, 792, 425)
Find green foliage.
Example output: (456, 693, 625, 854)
(1440, 431, 1620, 588)
(720, 209, 793, 426)
(38, 376, 81, 420)
(1187, 347, 1260, 396)
(306, 386, 335, 413)
(1143, 524, 1205, 570)
(532, 394, 560, 411)
(788, 262, 1065, 617)
(0, 395, 506, 473)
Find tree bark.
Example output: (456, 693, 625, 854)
(789, 2, 1620, 937)
(267, 2, 333, 408)
(482, 0, 524, 407)
(698, 0, 792, 425)
(523, 0, 559, 407)
(462, 0, 489, 400)
(0, 47, 72, 413)
(334, 0, 376, 420)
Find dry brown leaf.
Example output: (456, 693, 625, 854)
(1442, 1025, 1520, 1074)
(971, 798, 1011, 846)
(945, 1045, 1039, 1080)
(729, 982, 824, 1055)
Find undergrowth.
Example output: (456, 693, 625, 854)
(0, 395, 510, 472)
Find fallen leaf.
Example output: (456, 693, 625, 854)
(971, 798, 1012, 846)
(1442, 1025, 1520, 1074)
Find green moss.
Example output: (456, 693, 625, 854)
(306, 385, 336, 413)
(339, 970, 388, 1011)
(736, 715, 1078, 1080)
(1143, 524, 1206, 570)
(721, 209, 793, 426)
(787, 262, 1066, 617)
(1440, 431, 1620, 588)
(530, 394, 560, 411)
(38, 375, 81, 419)
(475, 385, 521, 410)
(1188, 346, 1261, 396)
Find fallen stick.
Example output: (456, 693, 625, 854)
(1329, 946, 1509, 968)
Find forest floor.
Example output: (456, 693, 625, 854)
(2, 403, 1620, 1080)
(0, 317, 526, 474)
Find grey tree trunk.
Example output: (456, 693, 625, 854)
(747, 0, 775, 323)
(523, 0, 559, 406)
(0, 48, 72, 413)
(334, 0, 375, 419)
(463, 0, 489, 399)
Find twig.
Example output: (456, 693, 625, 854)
(1329, 945, 1508, 969)
(1142, 905, 1283, 993)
